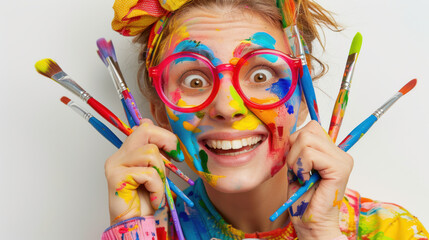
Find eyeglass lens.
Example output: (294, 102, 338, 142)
(161, 53, 293, 109)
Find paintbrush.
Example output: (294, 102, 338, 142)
(60, 96, 123, 148)
(35, 58, 133, 136)
(278, 0, 321, 123)
(270, 79, 417, 221)
(165, 178, 185, 240)
(96, 38, 143, 126)
(338, 78, 417, 150)
(96, 39, 136, 128)
(60, 96, 194, 204)
(328, 32, 363, 143)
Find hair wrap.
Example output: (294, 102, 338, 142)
(112, 0, 190, 36)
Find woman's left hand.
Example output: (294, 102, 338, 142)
(286, 120, 354, 240)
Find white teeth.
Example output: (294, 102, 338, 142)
(232, 140, 242, 149)
(222, 141, 231, 150)
(205, 136, 262, 150)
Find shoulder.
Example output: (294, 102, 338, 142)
(352, 190, 428, 239)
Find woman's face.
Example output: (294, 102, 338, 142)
(158, 8, 302, 193)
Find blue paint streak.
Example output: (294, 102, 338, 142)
(286, 102, 294, 114)
(173, 40, 222, 66)
(166, 109, 204, 172)
(266, 78, 291, 99)
(249, 32, 276, 49)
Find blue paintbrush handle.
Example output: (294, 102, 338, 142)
(167, 178, 194, 207)
(88, 117, 123, 148)
(121, 98, 136, 128)
(338, 115, 377, 152)
(270, 114, 378, 221)
(301, 64, 321, 124)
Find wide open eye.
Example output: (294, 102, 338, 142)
(249, 68, 274, 83)
(181, 71, 211, 89)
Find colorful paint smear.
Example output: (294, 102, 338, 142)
(329, 87, 349, 143)
(290, 201, 309, 219)
(115, 175, 139, 204)
(229, 86, 262, 131)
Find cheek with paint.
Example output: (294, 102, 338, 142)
(248, 86, 301, 176)
(166, 104, 225, 186)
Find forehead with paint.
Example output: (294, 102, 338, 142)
(158, 7, 303, 190)
(162, 7, 290, 61)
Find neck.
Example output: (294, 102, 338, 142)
(204, 166, 290, 233)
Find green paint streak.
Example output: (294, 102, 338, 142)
(229, 86, 247, 115)
(152, 166, 166, 183)
(199, 150, 210, 174)
(349, 32, 363, 55)
(341, 90, 349, 110)
(166, 141, 182, 160)
(196, 111, 206, 119)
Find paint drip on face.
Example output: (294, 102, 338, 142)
(166, 105, 225, 186)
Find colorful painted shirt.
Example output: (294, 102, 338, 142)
(102, 178, 428, 240)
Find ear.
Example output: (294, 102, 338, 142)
(150, 102, 170, 130)
(297, 97, 309, 127)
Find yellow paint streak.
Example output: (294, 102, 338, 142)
(232, 113, 261, 130)
(198, 171, 226, 187)
(128, 224, 138, 232)
(166, 107, 179, 121)
(183, 121, 201, 133)
(249, 97, 279, 125)
(177, 99, 196, 108)
(333, 189, 342, 210)
(115, 175, 139, 205)
(229, 57, 239, 65)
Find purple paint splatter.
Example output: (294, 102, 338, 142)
(290, 201, 309, 218)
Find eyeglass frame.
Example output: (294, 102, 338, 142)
(148, 48, 303, 113)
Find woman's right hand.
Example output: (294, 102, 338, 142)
(104, 119, 177, 225)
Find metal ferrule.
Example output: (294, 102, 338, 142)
(68, 101, 93, 121)
(372, 92, 403, 119)
(341, 53, 358, 90)
(52, 72, 92, 102)
(106, 57, 127, 92)
(285, 25, 307, 64)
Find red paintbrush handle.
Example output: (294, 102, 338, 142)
(87, 97, 132, 136)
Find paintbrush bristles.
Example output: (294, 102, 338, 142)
(35, 58, 63, 79)
(60, 96, 71, 105)
(399, 79, 417, 95)
(96, 38, 117, 65)
(282, 0, 296, 27)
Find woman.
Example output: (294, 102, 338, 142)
(102, 0, 428, 239)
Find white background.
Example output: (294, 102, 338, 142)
(1, 0, 428, 239)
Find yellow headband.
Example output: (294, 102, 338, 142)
(112, 0, 190, 36)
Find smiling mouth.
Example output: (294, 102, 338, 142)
(204, 136, 264, 156)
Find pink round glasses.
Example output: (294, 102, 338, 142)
(149, 49, 302, 113)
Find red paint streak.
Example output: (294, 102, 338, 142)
(170, 89, 182, 104)
(156, 227, 168, 240)
(277, 126, 284, 138)
(233, 42, 251, 58)
(118, 226, 129, 234)
(115, 182, 129, 191)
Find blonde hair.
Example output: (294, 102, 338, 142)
(133, 0, 340, 104)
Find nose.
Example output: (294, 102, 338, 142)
(208, 71, 248, 122)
